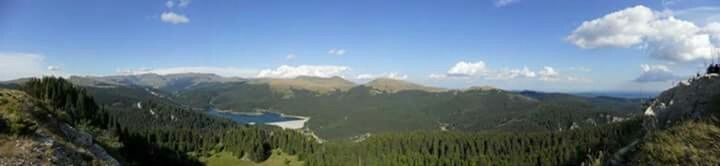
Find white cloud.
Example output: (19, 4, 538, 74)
(431, 61, 575, 82)
(47, 65, 60, 71)
(117, 66, 258, 78)
(355, 73, 408, 80)
(538, 66, 560, 81)
(641, 64, 670, 72)
(634, 64, 678, 82)
(328, 48, 347, 56)
(256, 65, 350, 78)
(489, 66, 587, 83)
(0, 52, 66, 80)
(567, 5, 719, 62)
(165, 1, 175, 8)
(495, 0, 519, 7)
(489, 67, 536, 80)
(160, 12, 190, 24)
(567, 6, 656, 49)
(447, 61, 488, 77)
(643, 17, 714, 61)
(286, 54, 296, 60)
(428, 74, 447, 80)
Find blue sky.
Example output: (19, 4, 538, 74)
(2, 0, 720, 92)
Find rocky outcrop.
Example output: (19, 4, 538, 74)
(644, 74, 720, 128)
(0, 128, 119, 166)
(0, 89, 119, 166)
(59, 123, 119, 165)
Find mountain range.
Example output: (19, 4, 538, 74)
(2, 73, 642, 139)
(1, 73, 718, 165)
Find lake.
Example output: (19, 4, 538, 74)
(206, 108, 303, 124)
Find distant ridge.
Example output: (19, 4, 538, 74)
(69, 73, 245, 92)
(465, 86, 500, 92)
(250, 76, 356, 94)
(363, 78, 447, 93)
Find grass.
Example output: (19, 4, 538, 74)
(203, 150, 304, 166)
(0, 89, 40, 135)
(203, 151, 248, 166)
(633, 120, 720, 165)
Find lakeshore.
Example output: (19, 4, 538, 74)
(206, 107, 310, 129)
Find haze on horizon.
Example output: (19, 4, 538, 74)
(2, 0, 720, 93)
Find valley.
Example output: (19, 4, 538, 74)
(66, 74, 641, 140)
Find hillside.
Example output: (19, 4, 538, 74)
(643, 74, 720, 126)
(631, 120, 720, 165)
(0, 89, 118, 165)
(588, 73, 720, 165)
(520, 90, 643, 113)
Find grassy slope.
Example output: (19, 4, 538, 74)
(204, 150, 303, 166)
(0, 89, 42, 135)
(632, 120, 720, 165)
